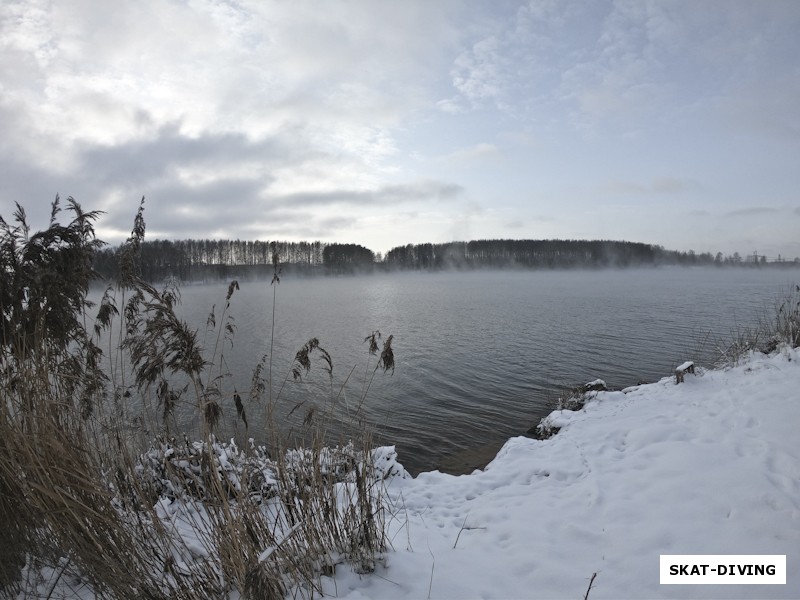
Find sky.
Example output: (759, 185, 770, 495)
(1, 0, 799, 259)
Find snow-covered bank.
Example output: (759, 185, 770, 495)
(328, 347, 800, 599)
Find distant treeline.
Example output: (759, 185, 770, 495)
(93, 237, 799, 283)
(387, 239, 675, 269)
(93, 239, 377, 282)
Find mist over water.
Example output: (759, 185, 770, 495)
(103, 267, 798, 475)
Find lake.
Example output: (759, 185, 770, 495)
(106, 267, 799, 475)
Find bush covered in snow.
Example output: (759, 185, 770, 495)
(135, 436, 407, 505)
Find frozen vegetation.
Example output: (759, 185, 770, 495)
(13, 345, 799, 599)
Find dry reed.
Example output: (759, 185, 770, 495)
(1, 198, 398, 599)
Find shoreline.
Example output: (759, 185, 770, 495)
(428, 440, 508, 476)
(424, 373, 673, 477)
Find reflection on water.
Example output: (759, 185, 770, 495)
(93, 267, 799, 475)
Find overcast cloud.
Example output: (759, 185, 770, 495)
(1, 0, 798, 257)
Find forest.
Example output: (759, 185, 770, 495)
(92, 237, 797, 283)
(92, 239, 377, 281)
(387, 239, 690, 269)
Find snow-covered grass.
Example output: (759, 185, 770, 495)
(322, 346, 799, 599)
(714, 283, 800, 367)
(6, 428, 400, 598)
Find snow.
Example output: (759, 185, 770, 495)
(325, 346, 800, 599)
(16, 347, 800, 598)
(676, 360, 695, 371)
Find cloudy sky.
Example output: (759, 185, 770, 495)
(1, 0, 799, 258)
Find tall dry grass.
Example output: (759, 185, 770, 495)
(714, 283, 800, 366)
(1, 198, 400, 599)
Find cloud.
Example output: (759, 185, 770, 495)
(724, 207, 780, 218)
(651, 177, 700, 193)
(445, 0, 800, 136)
(0, 119, 291, 236)
(78, 124, 289, 187)
(0, 102, 464, 244)
(0, 0, 485, 250)
(448, 1, 572, 111)
(436, 143, 500, 163)
(435, 98, 467, 114)
(602, 181, 647, 195)
(0, 1, 461, 190)
(446, 1, 671, 122)
(112, 177, 461, 242)
(601, 177, 699, 195)
(452, 35, 505, 104)
(275, 180, 464, 208)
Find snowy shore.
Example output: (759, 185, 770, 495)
(327, 347, 799, 599)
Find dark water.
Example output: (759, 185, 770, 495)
(104, 267, 799, 475)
